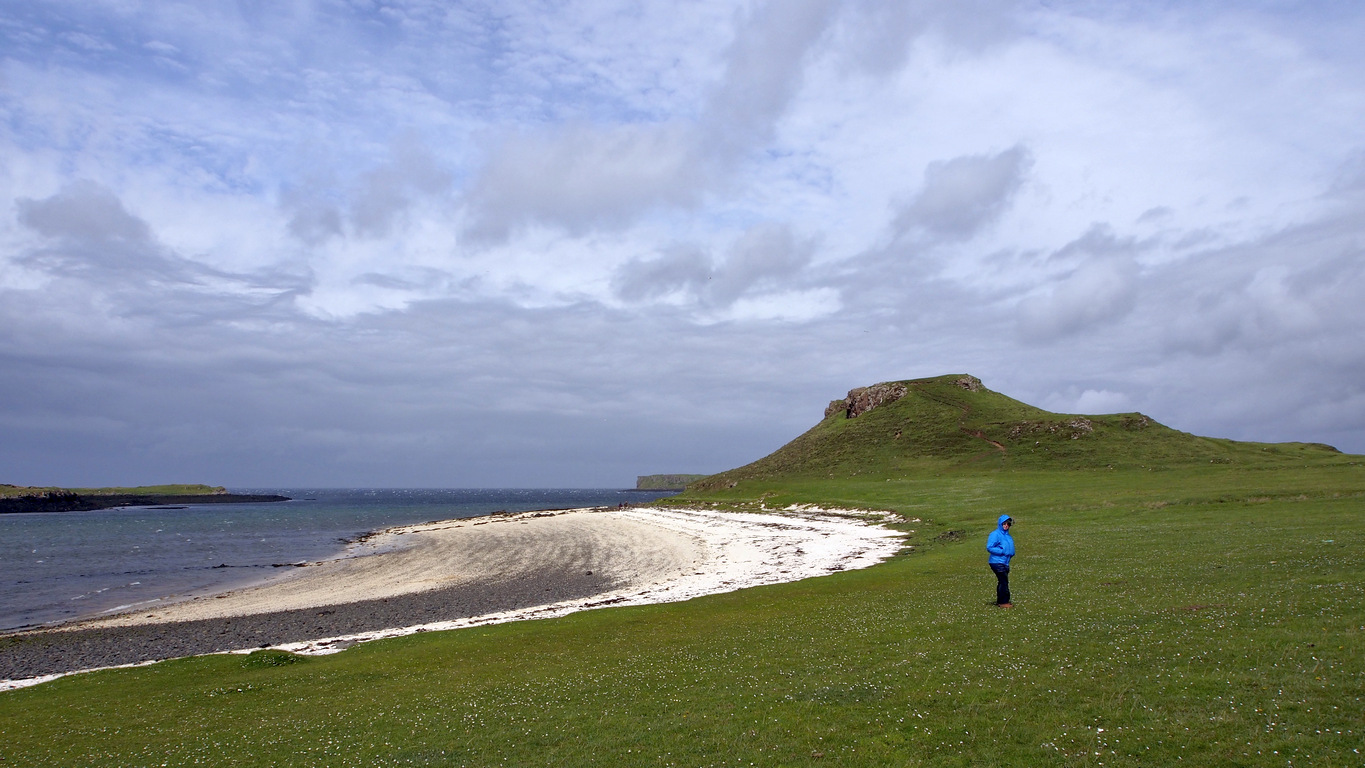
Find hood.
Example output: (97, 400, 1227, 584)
(997, 514, 1013, 531)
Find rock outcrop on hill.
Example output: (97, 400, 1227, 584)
(825, 382, 908, 419)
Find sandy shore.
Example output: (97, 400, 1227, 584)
(1, 506, 906, 690)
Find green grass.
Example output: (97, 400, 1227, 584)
(0, 484, 226, 499)
(2, 464, 1362, 767)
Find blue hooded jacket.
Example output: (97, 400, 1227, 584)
(986, 514, 1015, 565)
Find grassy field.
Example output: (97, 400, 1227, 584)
(1, 463, 1361, 767)
(2, 377, 1361, 766)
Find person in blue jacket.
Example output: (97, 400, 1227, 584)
(986, 514, 1015, 607)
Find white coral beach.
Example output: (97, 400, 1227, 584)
(262, 506, 905, 655)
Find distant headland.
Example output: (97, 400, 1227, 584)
(0, 484, 290, 514)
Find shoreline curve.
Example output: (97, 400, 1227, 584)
(0, 506, 907, 691)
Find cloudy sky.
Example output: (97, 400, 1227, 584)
(3, 1, 1364, 488)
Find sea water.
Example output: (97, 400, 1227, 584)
(0, 488, 678, 632)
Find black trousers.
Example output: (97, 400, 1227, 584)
(990, 563, 1011, 605)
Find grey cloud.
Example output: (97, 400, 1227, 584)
(1171, 228, 1218, 250)
(1326, 151, 1365, 199)
(1016, 225, 1140, 341)
(835, 0, 934, 75)
(6, 190, 1365, 490)
(709, 224, 815, 305)
(14, 182, 311, 314)
(352, 268, 450, 292)
(612, 224, 814, 308)
(0, 279, 839, 486)
(14, 181, 198, 283)
(463, 123, 705, 241)
(1001, 189, 1365, 447)
(921, 0, 1018, 53)
(1136, 206, 1173, 225)
(354, 272, 421, 290)
(280, 137, 452, 242)
(1158, 216, 1365, 357)
(612, 245, 711, 302)
(280, 181, 344, 245)
(701, 0, 838, 153)
(895, 145, 1032, 242)
(350, 137, 452, 237)
(17, 181, 152, 246)
(1157, 289, 1243, 356)
(1047, 223, 1138, 265)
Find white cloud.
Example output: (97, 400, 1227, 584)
(1073, 389, 1132, 415)
(715, 288, 841, 324)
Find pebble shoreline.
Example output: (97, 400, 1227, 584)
(0, 565, 615, 682)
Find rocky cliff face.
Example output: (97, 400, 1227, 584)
(825, 382, 909, 419)
(955, 375, 983, 392)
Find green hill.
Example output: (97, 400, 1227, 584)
(693, 373, 1343, 490)
(635, 474, 708, 490)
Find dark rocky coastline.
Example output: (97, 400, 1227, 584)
(0, 492, 291, 514)
(0, 564, 617, 682)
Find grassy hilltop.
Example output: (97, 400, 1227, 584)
(1, 375, 1362, 767)
(692, 373, 1342, 489)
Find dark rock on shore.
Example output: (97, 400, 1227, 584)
(0, 492, 290, 514)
